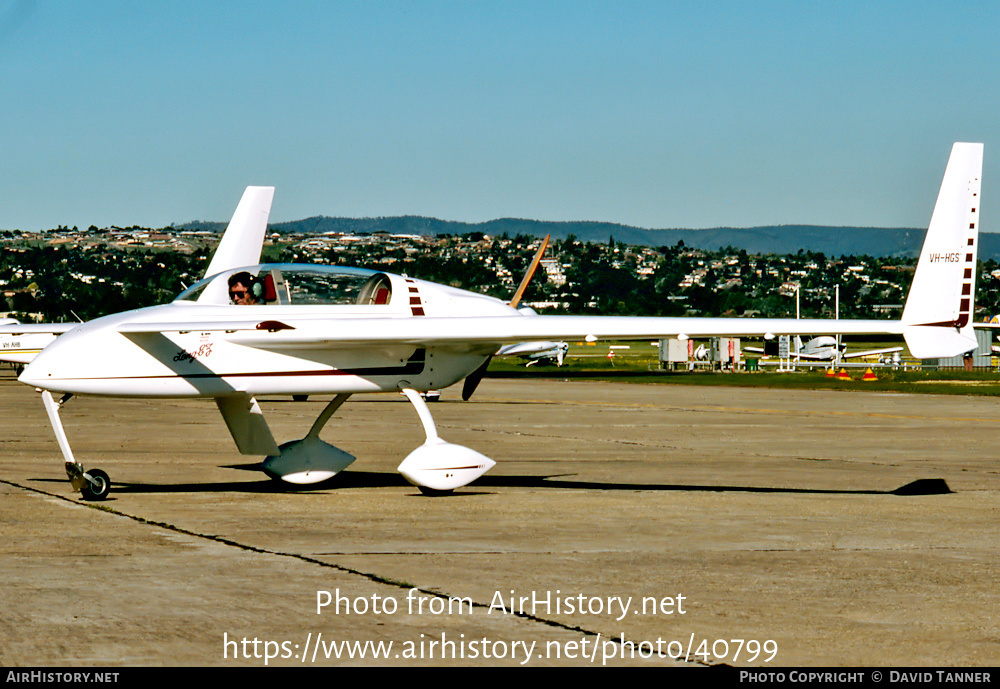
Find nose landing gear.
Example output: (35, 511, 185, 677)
(41, 391, 111, 501)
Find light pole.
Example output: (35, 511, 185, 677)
(835, 284, 841, 365)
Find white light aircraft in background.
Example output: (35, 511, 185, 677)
(9, 143, 983, 500)
(496, 340, 569, 366)
(0, 320, 73, 369)
(973, 317, 1000, 353)
(0, 187, 276, 369)
(744, 335, 904, 362)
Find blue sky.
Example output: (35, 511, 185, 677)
(2, 1, 999, 232)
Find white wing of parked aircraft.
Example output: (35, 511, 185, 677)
(0, 322, 76, 366)
(744, 335, 904, 362)
(496, 340, 569, 366)
(9, 143, 983, 500)
(0, 187, 275, 368)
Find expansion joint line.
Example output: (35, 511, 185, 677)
(0, 477, 702, 666)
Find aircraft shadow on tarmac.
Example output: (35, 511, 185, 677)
(29, 468, 952, 497)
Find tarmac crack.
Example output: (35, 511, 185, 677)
(0, 476, 696, 666)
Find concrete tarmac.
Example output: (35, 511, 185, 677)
(1, 369, 997, 666)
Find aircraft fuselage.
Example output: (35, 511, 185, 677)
(19, 267, 507, 397)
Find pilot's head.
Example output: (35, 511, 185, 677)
(228, 272, 260, 305)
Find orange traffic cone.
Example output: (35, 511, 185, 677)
(825, 367, 836, 378)
(862, 368, 878, 382)
(836, 368, 851, 381)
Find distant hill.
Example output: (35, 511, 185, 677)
(176, 216, 1000, 261)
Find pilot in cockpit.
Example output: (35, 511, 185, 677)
(228, 271, 260, 305)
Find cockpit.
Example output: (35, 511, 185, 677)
(174, 264, 394, 307)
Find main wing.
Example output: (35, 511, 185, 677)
(113, 313, 905, 350)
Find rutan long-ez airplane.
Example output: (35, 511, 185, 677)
(6, 143, 983, 500)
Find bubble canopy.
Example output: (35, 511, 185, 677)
(174, 264, 392, 306)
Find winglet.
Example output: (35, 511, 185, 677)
(902, 143, 982, 359)
(202, 186, 275, 279)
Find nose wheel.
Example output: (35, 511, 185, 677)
(76, 467, 111, 501)
(80, 468, 111, 501)
(65, 462, 111, 501)
(64, 460, 112, 501)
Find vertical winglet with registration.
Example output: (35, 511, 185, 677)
(902, 142, 982, 359)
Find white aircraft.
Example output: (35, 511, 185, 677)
(496, 339, 569, 366)
(10, 143, 983, 500)
(0, 320, 73, 368)
(745, 335, 904, 362)
(0, 187, 276, 369)
(972, 316, 1000, 355)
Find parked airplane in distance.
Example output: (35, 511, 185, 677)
(0, 187, 276, 370)
(496, 339, 569, 366)
(0, 320, 72, 370)
(744, 335, 903, 362)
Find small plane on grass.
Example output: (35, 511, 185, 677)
(8, 143, 983, 499)
(0, 186, 277, 369)
(496, 340, 569, 366)
(744, 335, 904, 363)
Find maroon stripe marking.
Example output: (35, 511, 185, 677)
(914, 320, 961, 327)
(426, 465, 488, 471)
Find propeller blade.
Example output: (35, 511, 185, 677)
(466, 235, 549, 400)
(462, 357, 492, 401)
(509, 234, 550, 309)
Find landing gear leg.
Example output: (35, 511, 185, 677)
(261, 394, 357, 484)
(40, 390, 110, 501)
(306, 393, 352, 440)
